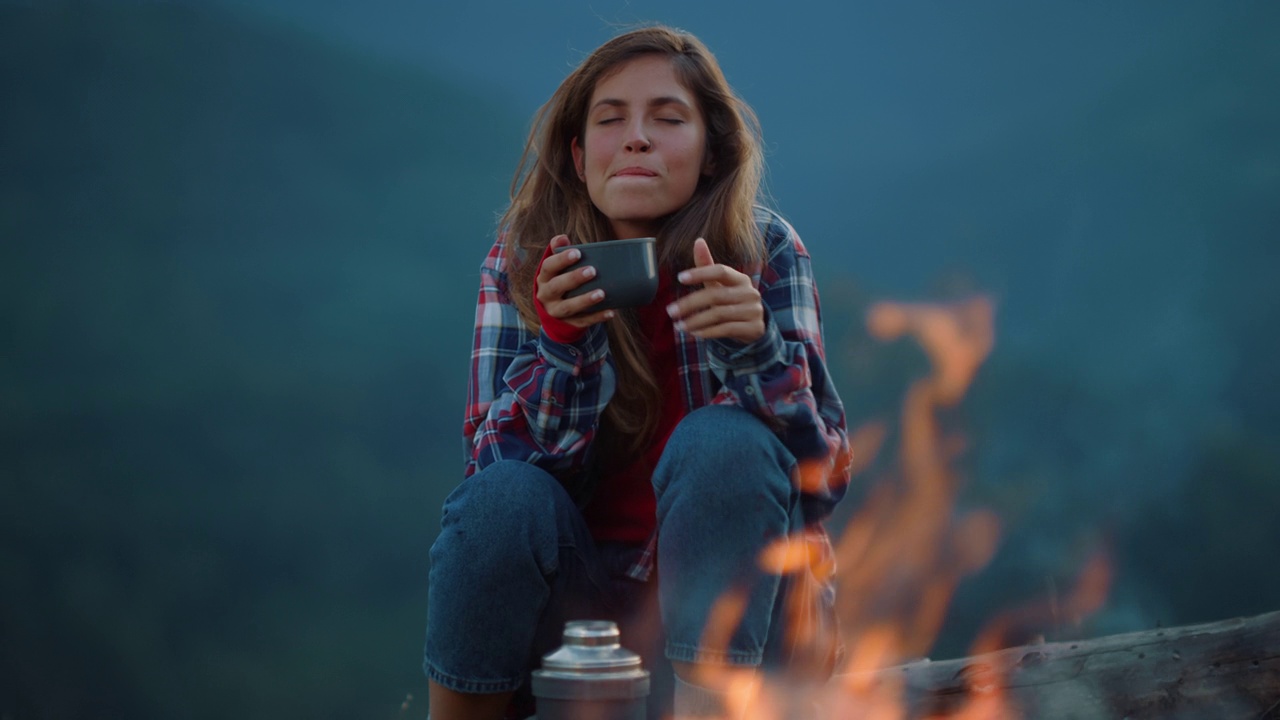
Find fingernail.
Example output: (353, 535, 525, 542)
(674, 320, 686, 332)
(582, 266, 595, 278)
(593, 290, 605, 300)
(666, 303, 679, 317)
(569, 249, 581, 261)
(677, 271, 692, 283)
(604, 310, 616, 319)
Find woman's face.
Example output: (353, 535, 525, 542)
(572, 55, 710, 240)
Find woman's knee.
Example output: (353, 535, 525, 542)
(432, 460, 569, 568)
(653, 405, 795, 500)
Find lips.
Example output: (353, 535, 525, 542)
(613, 167, 658, 177)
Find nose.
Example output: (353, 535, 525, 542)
(623, 121, 651, 153)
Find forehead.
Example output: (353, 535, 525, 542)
(590, 55, 694, 104)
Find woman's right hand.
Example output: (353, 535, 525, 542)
(536, 235, 614, 328)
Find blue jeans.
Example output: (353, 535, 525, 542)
(423, 405, 813, 716)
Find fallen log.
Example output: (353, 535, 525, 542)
(841, 610, 1280, 719)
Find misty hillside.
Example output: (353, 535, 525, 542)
(2, 1, 1279, 718)
(772, 3, 1280, 656)
(0, 3, 521, 717)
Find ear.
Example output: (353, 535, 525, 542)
(571, 136, 586, 180)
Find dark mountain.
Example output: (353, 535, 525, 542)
(2, 1, 1278, 716)
(811, 3, 1280, 656)
(0, 3, 521, 717)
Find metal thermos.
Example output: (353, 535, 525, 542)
(531, 620, 650, 720)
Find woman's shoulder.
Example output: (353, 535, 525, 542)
(753, 205, 811, 262)
(481, 229, 519, 275)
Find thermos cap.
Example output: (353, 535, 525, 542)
(540, 620, 644, 674)
(532, 620, 650, 705)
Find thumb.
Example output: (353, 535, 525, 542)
(693, 237, 714, 268)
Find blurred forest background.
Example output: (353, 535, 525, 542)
(1, 1, 1277, 718)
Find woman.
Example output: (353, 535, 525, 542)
(425, 25, 851, 720)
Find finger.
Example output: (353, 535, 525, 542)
(540, 264, 597, 303)
(683, 237, 725, 288)
(693, 237, 715, 269)
(667, 285, 759, 320)
(677, 263, 747, 288)
(549, 287, 607, 319)
(676, 303, 762, 334)
(538, 244, 585, 283)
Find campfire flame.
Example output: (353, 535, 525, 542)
(686, 295, 1111, 719)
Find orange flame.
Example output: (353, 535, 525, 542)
(969, 548, 1113, 657)
(828, 297, 1000, 664)
(692, 294, 1110, 719)
(691, 292, 1111, 717)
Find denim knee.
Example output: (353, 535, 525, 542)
(425, 460, 584, 693)
(653, 404, 796, 505)
(431, 459, 566, 575)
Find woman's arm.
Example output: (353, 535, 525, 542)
(703, 211, 852, 519)
(462, 238, 615, 480)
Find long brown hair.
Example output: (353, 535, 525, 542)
(501, 25, 765, 462)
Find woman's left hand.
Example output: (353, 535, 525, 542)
(667, 237, 765, 343)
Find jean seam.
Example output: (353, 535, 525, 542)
(423, 658, 525, 694)
(665, 641, 763, 666)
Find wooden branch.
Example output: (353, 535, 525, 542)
(838, 611, 1280, 719)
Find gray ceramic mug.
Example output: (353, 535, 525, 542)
(553, 237, 659, 311)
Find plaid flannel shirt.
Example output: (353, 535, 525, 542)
(462, 206, 851, 578)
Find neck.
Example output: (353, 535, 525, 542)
(609, 219, 660, 240)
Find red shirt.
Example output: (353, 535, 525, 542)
(583, 270, 685, 544)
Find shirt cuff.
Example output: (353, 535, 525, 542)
(534, 243, 588, 344)
(706, 311, 786, 376)
(536, 296, 587, 344)
(539, 323, 609, 373)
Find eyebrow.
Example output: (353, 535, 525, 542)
(590, 96, 693, 112)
